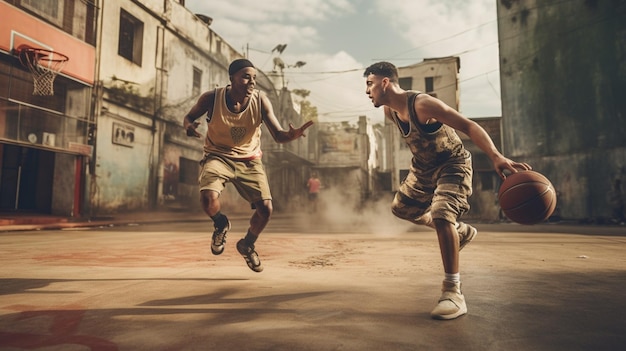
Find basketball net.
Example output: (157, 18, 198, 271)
(19, 47, 69, 96)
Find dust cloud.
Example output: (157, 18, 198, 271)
(296, 186, 417, 236)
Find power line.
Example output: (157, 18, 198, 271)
(253, 0, 624, 120)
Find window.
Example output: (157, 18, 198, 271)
(399, 77, 412, 90)
(16, 0, 97, 45)
(215, 39, 222, 54)
(21, 0, 64, 27)
(192, 67, 202, 96)
(425, 77, 434, 93)
(118, 9, 143, 65)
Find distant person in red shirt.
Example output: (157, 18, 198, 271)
(307, 172, 322, 213)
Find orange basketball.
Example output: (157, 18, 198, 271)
(498, 170, 557, 225)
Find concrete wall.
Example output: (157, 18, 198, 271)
(91, 0, 163, 213)
(90, 0, 249, 214)
(92, 113, 152, 211)
(497, 0, 626, 221)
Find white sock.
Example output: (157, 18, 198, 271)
(445, 273, 460, 284)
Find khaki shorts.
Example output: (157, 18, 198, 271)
(198, 155, 272, 203)
(392, 152, 473, 224)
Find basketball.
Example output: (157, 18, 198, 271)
(498, 170, 557, 225)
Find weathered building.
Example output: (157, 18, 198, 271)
(310, 117, 373, 212)
(0, 0, 312, 218)
(91, 0, 311, 216)
(497, 0, 626, 221)
(0, 0, 97, 216)
(93, 0, 246, 214)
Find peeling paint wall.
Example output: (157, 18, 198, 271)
(93, 113, 152, 211)
(91, 0, 248, 214)
(497, 0, 626, 220)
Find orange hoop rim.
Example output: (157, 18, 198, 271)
(18, 46, 69, 64)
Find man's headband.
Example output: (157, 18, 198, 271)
(228, 59, 254, 76)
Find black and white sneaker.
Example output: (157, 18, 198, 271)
(236, 239, 263, 272)
(210, 220, 231, 255)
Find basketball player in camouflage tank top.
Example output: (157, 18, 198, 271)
(364, 62, 530, 320)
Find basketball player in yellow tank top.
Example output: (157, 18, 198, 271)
(364, 61, 530, 320)
(183, 59, 313, 273)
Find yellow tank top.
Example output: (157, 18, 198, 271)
(203, 86, 263, 160)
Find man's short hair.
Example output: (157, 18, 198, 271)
(363, 61, 399, 82)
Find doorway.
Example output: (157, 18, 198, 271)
(0, 144, 54, 213)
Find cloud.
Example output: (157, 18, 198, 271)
(254, 50, 382, 123)
(190, 0, 355, 52)
(286, 51, 382, 123)
(185, 0, 502, 121)
(371, 0, 501, 117)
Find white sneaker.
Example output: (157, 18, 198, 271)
(430, 280, 467, 320)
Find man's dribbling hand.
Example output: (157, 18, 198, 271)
(494, 155, 532, 179)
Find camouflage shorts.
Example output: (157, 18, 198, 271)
(391, 153, 473, 224)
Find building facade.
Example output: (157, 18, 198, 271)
(93, 0, 248, 214)
(0, 0, 97, 216)
(309, 117, 373, 213)
(497, 0, 626, 221)
(94, 0, 312, 215)
(0, 0, 312, 218)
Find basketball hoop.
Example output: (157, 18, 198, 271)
(17, 45, 69, 96)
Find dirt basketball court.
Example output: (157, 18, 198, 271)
(0, 214, 625, 350)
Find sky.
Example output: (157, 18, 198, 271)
(184, 0, 502, 125)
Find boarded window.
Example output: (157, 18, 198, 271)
(425, 77, 434, 93)
(192, 67, 202, 96)
(399, 77, 412, 90)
